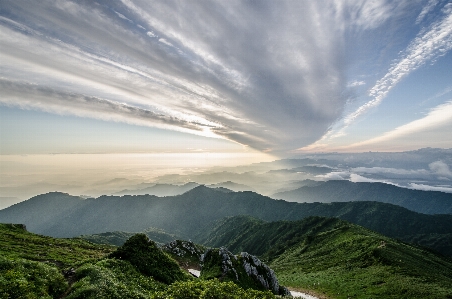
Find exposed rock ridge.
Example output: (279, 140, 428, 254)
(201, 247, 289, 295)
(240, 251, 280, 294)
(163, 240, 204, 259)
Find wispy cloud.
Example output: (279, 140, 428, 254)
(344, 3, 452, 126)
(0, 0, 359, 152)
(1, 0, 445, 153)
(348, 80, 366, 87)
(342, 100, 452, 150)
(316, 171, 350, 181)
(332, 0, 407, 31)
(416, 0, 439, 24)
(0, 79, 212, 134)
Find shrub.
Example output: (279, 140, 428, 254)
(153, 279, 277, 299)
(109, 234, 189, 284)
(66, 259, 165, 299)
(0, 256, 67, 299)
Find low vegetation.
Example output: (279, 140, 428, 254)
(205, 216, 452, 299)
(3, 211, 452, 298)
(65, 259, 166, 299)
(0, 256, 67, 299)
(153, 279, 277, 299)
(80, 227, 179, 246)
(108, 234, 190, 284)
(0, 223, 281, 298)
(0, 223, 115, 267)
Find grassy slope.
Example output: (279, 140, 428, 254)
(79, 227, 179, 246)
(0, 223, 279, 299)
(273, 224, 452, 299)
(204, 216, 452, 299)
(0, 223, 115, 268)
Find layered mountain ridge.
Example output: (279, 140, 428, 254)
(1, 186, 451, 257)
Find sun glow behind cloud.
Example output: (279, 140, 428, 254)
(0, 0, 356, 152)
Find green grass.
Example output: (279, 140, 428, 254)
(0, 256, 68, 299)
(6, 215, 451, 298)
(109, 234, 191, 284)
(1, 223, 280, 298)
(277, 266, 452, 299)
(269, 220, 452, 299)
(79, 227, 179, 247)
(66, 259, 166, 299)
(202, 216, 452, 298)
(0, 223, 115, 268)
(153, 279, 277, 299)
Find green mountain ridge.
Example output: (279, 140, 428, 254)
(203, 216, 452, 298)
(2, 214, 452, 298)
(272, 180, 452, 215)
(1, 186, 451, 257)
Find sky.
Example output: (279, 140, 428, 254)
(1, 0, 452, 194)
(1, 0, 452, 156)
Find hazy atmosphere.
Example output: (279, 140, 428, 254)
(1, 0, 452, 201)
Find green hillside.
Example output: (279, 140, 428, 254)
(0, 223, 280, 299)
(0, 223, 115, 267)
(203, 216, 452, 299)
(80, 227, 179, 246)
(1, 187, 451, 257)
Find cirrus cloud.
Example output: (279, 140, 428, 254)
(343, 2, 452, 126)
(0, 0, 405, 153)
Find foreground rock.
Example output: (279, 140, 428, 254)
(162, 239, 205, 270)
(200, 247, 290, 296)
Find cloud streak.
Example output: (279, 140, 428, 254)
(0, 0, 360, 152)
(0, 79, 211, 134)
(342, 100, 452, 150)
(1, 0, 450, 153)
(416, 0, 439, 24)
(344, 2, 452, 126)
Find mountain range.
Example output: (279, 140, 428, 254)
(1, 185, 451, 257)
(113, 182, 200, 197)
(272, 180, 452, 214)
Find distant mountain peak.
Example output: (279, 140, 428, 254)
(183, 184, 210, 193)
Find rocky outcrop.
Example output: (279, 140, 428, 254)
(201, 247, 289, 295)
(163, 240, 204, 260)
(240, 252, 283, 295)
(162, 240, 206, 271)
